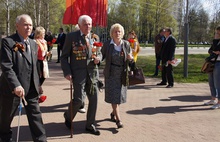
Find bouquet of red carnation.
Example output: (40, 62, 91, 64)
(52, 38, 56, 43)
(93, 42, 103, 47)
(91, 42, 103, 59)
(47, 38, 56, 47)
(128, 38, 135, 43)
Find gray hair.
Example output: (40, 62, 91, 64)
(78, 15, 92, 25)
(16, 14, 32, 24)
(110, 23, 125, 39)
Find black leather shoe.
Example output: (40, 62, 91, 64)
(56, 61, 60, 63)
(85, 125, 100, 135)
(116, 120, 123, 128)
(63, 113, 71, 129)
(0, 137, 12, 142)
(157, 82, 167, 85)
(166, 85, 173, 88)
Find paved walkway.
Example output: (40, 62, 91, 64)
(10, 58, 220, 142)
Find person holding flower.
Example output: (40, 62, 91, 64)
(101, 23, 133, 129)
(61, 15, 102, 135)
(34, 26, 49, 103)
(127, 30, 140, 62)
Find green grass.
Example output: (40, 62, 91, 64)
(136, 54, 209, 83)
(140, 43, 210, 48)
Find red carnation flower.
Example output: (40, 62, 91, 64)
(128, 38, 135, 43)
(93, 42, 103, 47)
(52, 38, 56, 43)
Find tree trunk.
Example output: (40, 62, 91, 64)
(6, 0, 10, 36)
(37, 0, 41, 26)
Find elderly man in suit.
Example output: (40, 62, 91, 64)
(157, 27, 176, 88)
(0, 14, 47, 142)
(56, 28, 66, 63)
(61, 15, 102, 135)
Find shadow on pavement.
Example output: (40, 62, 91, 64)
(160, 95, 210, 102)
(127, 95, 211, 115)
(126, 104, 211, 115)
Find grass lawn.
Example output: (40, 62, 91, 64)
(136, 54, 210, 83)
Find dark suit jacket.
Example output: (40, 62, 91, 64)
(154, 34, 165, 54)
(56, 33, 66, 49)
(61, 30, 102, 84)
(101, 39, 131, 86)
(160, 35, 176, 64)
(0, 33, 39, 97)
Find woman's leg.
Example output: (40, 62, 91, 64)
(208, 72, 216, 100)
(111, 104, 121, 121)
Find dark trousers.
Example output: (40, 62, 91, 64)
(0, 86, 47, 142)
(57, 45, 62, 62)
(154, 53, 161, 75)
(65, 76, 98, 128)
(37, 60, 46, 86)
(161, 64, 174, 86)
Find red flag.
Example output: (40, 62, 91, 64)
(62, 0, 75, 25)
(62, 0, 108, 27)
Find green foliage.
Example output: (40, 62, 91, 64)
(137, 54, 209, 83)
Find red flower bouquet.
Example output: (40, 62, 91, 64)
(128, 38, 135, 43)
(91, 42, 103, 59)
(93, 42, 103, 47)
(47, 38, 56, 47)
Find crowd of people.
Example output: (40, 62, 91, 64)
(0, 13, 219, 142)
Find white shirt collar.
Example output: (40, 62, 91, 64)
(80, 31, 90, 38)
(110, 39, 123, 46)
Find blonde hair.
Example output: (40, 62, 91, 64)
(34, 26, 45, 39)
(110, 23, 124, 39)
(35, 26, 47, 51)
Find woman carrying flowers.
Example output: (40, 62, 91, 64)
(128, 30, 140, 62)
(34, 26, 49, 103)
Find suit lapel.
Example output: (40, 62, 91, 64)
(13, 34, 32, 64)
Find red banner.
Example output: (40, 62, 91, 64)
(63, 0, 108, 27)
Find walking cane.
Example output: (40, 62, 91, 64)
(16, 97, 22, 142)
(70, 81, 73, 138)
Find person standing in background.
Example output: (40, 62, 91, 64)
(55, 28, 66, 63)
(157, 27, 176, 88)
(0, 14, 47, 142)
(128, 30, 140, 63)
(29, 27, 35, 39)
(153, 28, 165, 76)
(204, 26, 220, 109)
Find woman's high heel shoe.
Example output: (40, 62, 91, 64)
(116, 120, 123, 128)
(110, 113, 116, 122)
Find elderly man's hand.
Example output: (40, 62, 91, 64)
(14, 86, 25, 97)
(94, 57, 100, 64)
(65, 74, 72, 81)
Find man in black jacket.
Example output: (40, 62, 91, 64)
(55, 28, 66, 63)
(157, 27, 176, 88)
(0, 14, 47, 142)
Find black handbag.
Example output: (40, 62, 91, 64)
(128, 62, 145, 85)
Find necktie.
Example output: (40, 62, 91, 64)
(83, 34, 89, 47)
(24, 40, 32, 62)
